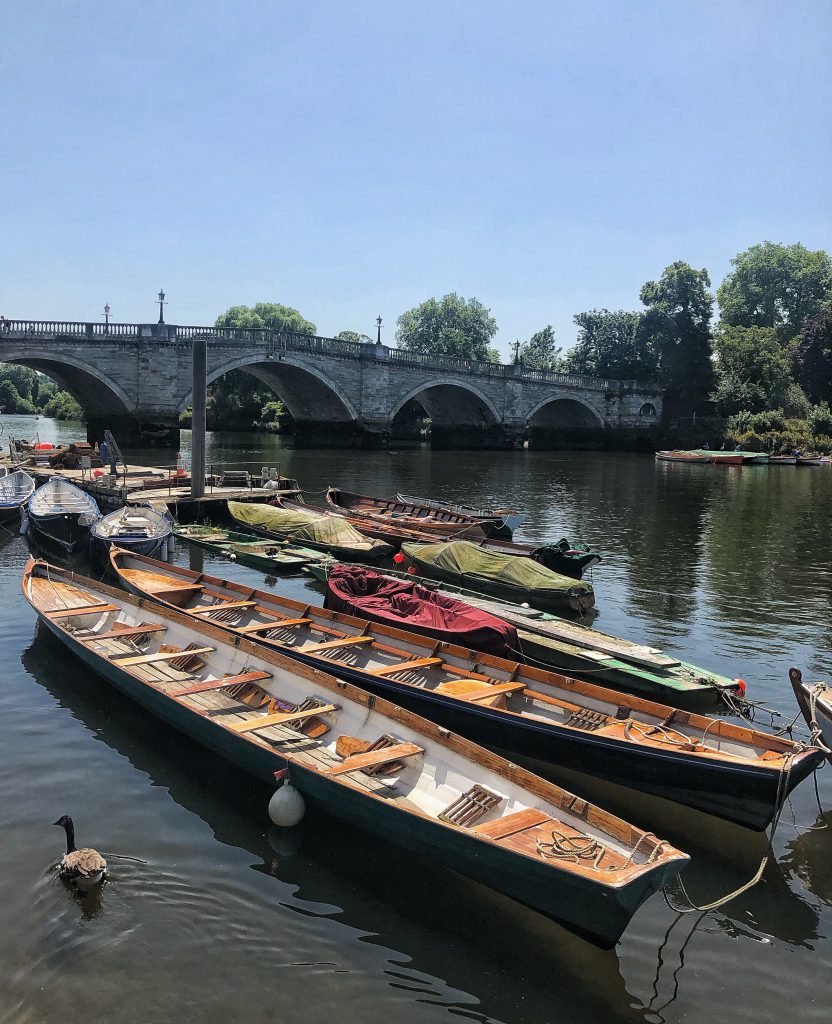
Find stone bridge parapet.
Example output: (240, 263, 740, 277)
(0, 320, 663, 447)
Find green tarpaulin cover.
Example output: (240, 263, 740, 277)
(227, 502, 393, 556)
(400, 540, 594, 597)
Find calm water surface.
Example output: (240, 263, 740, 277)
(1, 416, 831, 1023)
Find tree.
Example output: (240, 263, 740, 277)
(210, 303, 315, 431)
(711, 325, 788, 414)
(717, 242, 832, 342)
(215, 303, 317, 335)
(518, 325, 562, 371)
(639, 262, 714, 411)
(396, 294, 498, 362)
(42, 390, 83, 421)
(336, 330, 372, 344)
(792, 309, 832, 404)
(563, 309, 655, 380)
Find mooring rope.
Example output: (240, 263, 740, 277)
(663, 753, 797, 913)
(806, 684, 832, 754)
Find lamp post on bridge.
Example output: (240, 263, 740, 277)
(157, 289, 166, 324)
(376, 315, 382, 344)
(512, 340, 521, 364)
(102, 303, 111, 335)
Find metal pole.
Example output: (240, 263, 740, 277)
(191, 336, 207, 499)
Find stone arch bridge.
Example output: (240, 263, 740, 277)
(0, 320, 662, 447)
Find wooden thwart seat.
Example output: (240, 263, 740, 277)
(112, 646, 214, 667)
(326, 742, 424, 776)
(302, 635, 373, 654)
(238, 617, 312, 633)
(228, 703, 339, 733)
(170, 670, 273, 697)
(190, 601, 257, 614)
(47, 603, 120, 619)
(472, 808, 553, 839)
(88, 623, 167, 641)
(435, 679, 527, 702)
(369, 657, 444, 677)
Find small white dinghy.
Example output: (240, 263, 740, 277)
(90, 505, 172, 561)
(0, 470, 36, 524)
(28, 477, 100, 553)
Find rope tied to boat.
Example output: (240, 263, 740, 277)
(664, 752, 797, 913)
(806, 684, 832, 754)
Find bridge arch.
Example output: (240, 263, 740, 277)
(389, 378, 501, 427)
(0, 349, 135, 415)
(525, 395, 606, 430)
(177, 353, 359, 423)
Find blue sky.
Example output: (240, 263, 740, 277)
(1, 0, 829, 357)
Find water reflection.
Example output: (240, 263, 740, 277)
(20, 626, 643, 1024)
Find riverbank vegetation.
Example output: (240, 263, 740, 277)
(179, 239, 832, 445)
(0, 364, 83, 420)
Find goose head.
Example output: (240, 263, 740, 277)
(53, 815, 76, 853)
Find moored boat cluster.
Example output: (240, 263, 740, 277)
(10, 477, 829, 948)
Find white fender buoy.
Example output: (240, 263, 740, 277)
(268, 782, 305, 827)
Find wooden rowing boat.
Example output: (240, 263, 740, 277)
(789, 668, 832, 764)
(277, 497, 598, 577)
(306, 561, 742, 706)
(110, 551, 823, 829)
(226, 501, 394, 562)
(326, 487, 490, 538)
(270, 495, 478, 548)
(768, 456, 798, 465)
(0, 469, 35, 524)
(173, 523, 325, 574)
(655, 451, 710, 463)
(24, 557, 687, 948)
(396, 492, 525, 538)
(28, 477, 100, 553)
(90, 506, 172, 561)
(400, 539, 596, 613)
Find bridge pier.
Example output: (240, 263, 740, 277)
(86, 415, 179, 449)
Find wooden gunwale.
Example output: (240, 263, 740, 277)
(110, 551, 812, 770)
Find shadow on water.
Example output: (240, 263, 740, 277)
(21, 624, 650, 1024)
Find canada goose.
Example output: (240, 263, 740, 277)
(53, 816, 107, 889)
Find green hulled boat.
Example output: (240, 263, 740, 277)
(305, 561, 742, 707)
(399, 540, 595, 614)
(227, 501, 395, 562)
(173, 524, 325, 574)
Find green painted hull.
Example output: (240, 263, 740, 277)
(174, 526, 323, 574)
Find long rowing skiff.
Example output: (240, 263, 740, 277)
(110, 550, 823, 829)
(28, 477, 100, 553)
(399, 539, 596, 613)
(325, 487, 490, 538)
(227, 501, 394, 562)
(24, 557, 687, 948)
(0, 469, 35, 523)
(173, 523, 325, 574)
(789, 668, 832, 763)
(310, 562, 742, 706)
(270, 495, 479, 549)
(397, 492, 525, 538)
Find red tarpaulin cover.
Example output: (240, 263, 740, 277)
(324, 564, 520, 659)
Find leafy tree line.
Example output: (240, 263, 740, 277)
(181, 239, 832, 438)
(0, 364, 83, 420)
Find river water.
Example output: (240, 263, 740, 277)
(1, 415, 831, 1023)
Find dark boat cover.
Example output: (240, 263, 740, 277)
(324, 564, 520, 659)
